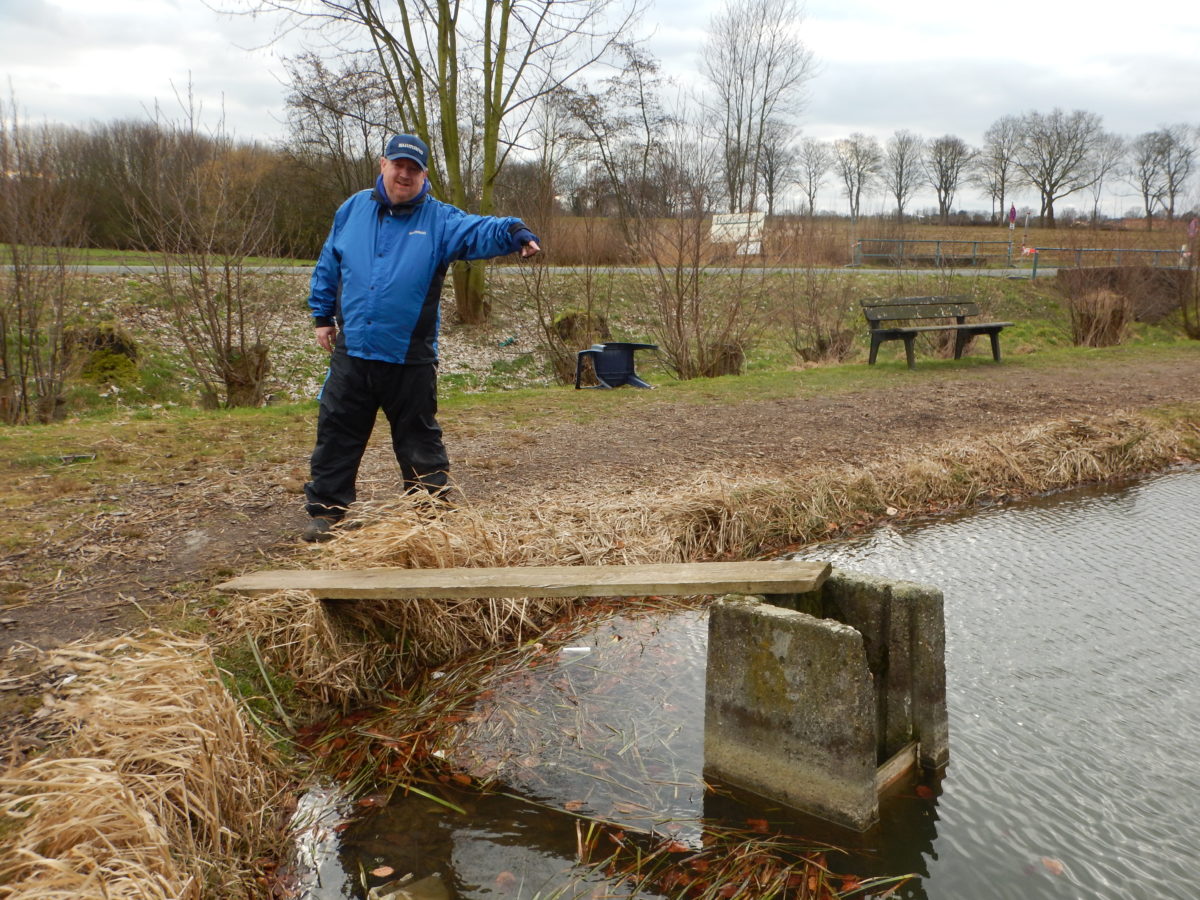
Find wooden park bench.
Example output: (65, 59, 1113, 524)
(217, 559, 830, 604)
(862, 296, 1013, 369)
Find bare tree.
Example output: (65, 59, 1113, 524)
(757, 119, 800, 215)
(283, 52, 398, 200)
(1014, 108, 1105, 228)
(832, 133, 882, 223)
(701, 0, 815, 214)
(131, 103, 290, 408)
(501, 89, 587, 222)
(634, 111, 766, 380)
(973, 115, 1022, 223)
(569, 90, 768, 379)
(1083, 132, 1125, 225)
(881, 130, 924, 221)
(795, 136, 831, 217)
(249, 0, 644, 324)
(1128, 129, 1170, 230)
(523, 49, 667, 379)
(54, 120, 161, 251)
(924, 134, 974, 225)
(0, 95, 81, 423)
(1158, 124, 1196, 223)
(562, 45, 672, 247)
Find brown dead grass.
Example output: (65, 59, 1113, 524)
(216, 411, 1196, 708)
(542, 216, 1193, 268)
(0, 634, 287, 900)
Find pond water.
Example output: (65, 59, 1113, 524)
(312, 467, 1200, 899)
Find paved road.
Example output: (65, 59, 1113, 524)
(59, 264, 1057, 278)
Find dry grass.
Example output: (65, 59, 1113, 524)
(0, 633, 287, 900)
(217, 411, 1195, 708)
(542, 216, 1193, 268)
(1066, 288, 1132, 347)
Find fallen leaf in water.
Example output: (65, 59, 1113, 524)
(495, 871, 518, 891)
(746, 818, 770, 833)
(663, 839, 689, 853)
(450, 773, 472, 786)
(915, 784, 936, 799)
(1041, 857, 1065, 876)
(564, 800, 586, 811)
(371, 866, 394, 878)
(356, 794, 387, 808)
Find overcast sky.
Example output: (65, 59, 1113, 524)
(3, 0, 1198, 215)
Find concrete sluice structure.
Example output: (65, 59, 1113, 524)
(704, 568, 949, 830)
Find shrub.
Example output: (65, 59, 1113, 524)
(1068, 289, 1131, 347)
(80, 348, 139, 387)
(1055, 266, 1187, 324)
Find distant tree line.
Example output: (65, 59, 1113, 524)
(841, 113, 1199, 230)
(4, 95, 1195, 277)
(4, 0, 1198, 283)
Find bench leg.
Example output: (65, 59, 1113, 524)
(903, 336, 916, 369)
(869, 335, 882, 365)
(953, 330, 970, 359)
(989, 331, 1002, 362)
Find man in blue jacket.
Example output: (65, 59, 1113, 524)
(302, 133, 540, 542)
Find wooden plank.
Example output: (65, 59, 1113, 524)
(216, 559, 831, 600)
(859, 300, 969, 309)
(875, 741, 918, 794)
(863, 303, 978, 322)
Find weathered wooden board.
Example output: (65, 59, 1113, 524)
(216, 560, 831, 600)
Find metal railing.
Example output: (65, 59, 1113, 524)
(1022, 246, 1190, 277)
(852, 238, 1016, 267)
(853, 238, 1190, 276)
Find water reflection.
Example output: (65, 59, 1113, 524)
(323, 468, 1200, 900)
(793, 467, 1200, 899)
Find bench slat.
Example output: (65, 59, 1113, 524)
(863, 303, 978, 322)
(872, 322, 1013, 335)
(216, 560, 832, 600)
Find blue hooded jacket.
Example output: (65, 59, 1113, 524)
(307, 177, 532, 364)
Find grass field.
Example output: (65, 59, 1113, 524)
(8, 215, 1193, 270)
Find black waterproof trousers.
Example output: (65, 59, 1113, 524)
(304, 348, 449, 520)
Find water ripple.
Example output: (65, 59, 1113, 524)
(802, 468, 1200, 899)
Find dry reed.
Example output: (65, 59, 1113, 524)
(1067, 288, 1132, 346)
(0, 633, 286, 900)
(216, 411, 1196, 707)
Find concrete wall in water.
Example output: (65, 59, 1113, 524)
(704, 567, 949, 831)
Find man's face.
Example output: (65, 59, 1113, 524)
(380, 156, 426, 205)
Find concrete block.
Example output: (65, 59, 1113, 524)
(705, 567, 949, 830)
(819, 569, 949, 769)
(705, 596, 878, 830)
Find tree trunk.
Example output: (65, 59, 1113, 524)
(453, 260, 490, 324)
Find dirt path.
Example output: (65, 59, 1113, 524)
(3, 353, 1198, 653)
